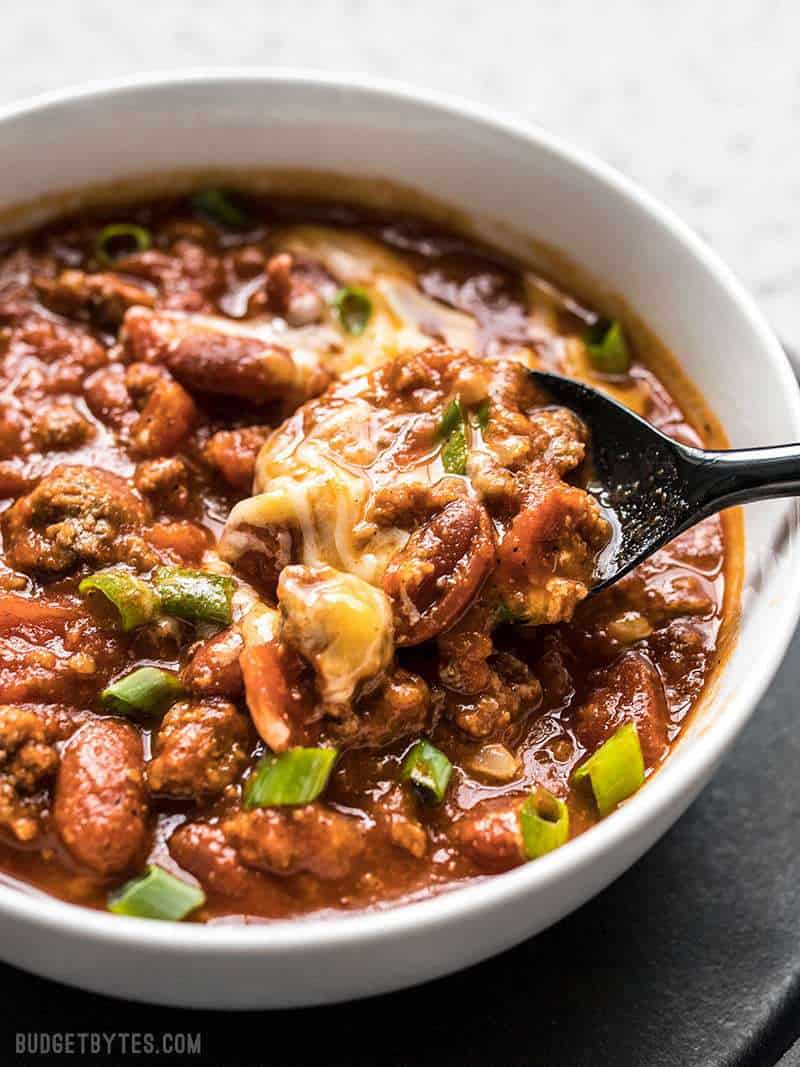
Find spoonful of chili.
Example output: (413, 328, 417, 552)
(530, 368, 800, 593)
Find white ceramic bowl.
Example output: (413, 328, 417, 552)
(0, 70, 799, 1009)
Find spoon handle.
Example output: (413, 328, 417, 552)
(685, 443, 800, 513)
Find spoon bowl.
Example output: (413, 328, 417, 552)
(531, 369, 800, 591)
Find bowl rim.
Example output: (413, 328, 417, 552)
(1, 66, 799, 955)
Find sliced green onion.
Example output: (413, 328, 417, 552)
(441, 422, 467, 475)
(496, 602, 526, 625)
(154, 567, 235, 626)
(190, 187, 250, 228)
(333, 286, 372, 335)
(400, 740, 453, 805)
(94, 223, 152, 266)
(584, 318, 631, 374)
(108, 865, 205, 921)
(79, 568, 160, 632)
(475, 398, 490, 431)
(101, 666, 183, 719)
(572, 721, 645, 816)
(438, 397, 463, 439)
(245, 747, 338, 808)
(519, 788, 569, 859)
(438, 397, 469, 475)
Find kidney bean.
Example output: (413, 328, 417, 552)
(383, 497, 495, 645)
(54, 718, 148, 875)
(573, 651, 670, 767)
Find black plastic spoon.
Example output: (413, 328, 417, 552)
(530, 370, 800, 593)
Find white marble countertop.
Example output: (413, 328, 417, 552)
(0, 0, 797, 343)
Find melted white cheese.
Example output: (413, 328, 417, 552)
(222, 436, 408, 587)
(278, 564, 394, 705)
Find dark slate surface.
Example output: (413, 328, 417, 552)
(4, 626, 800, 1065)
